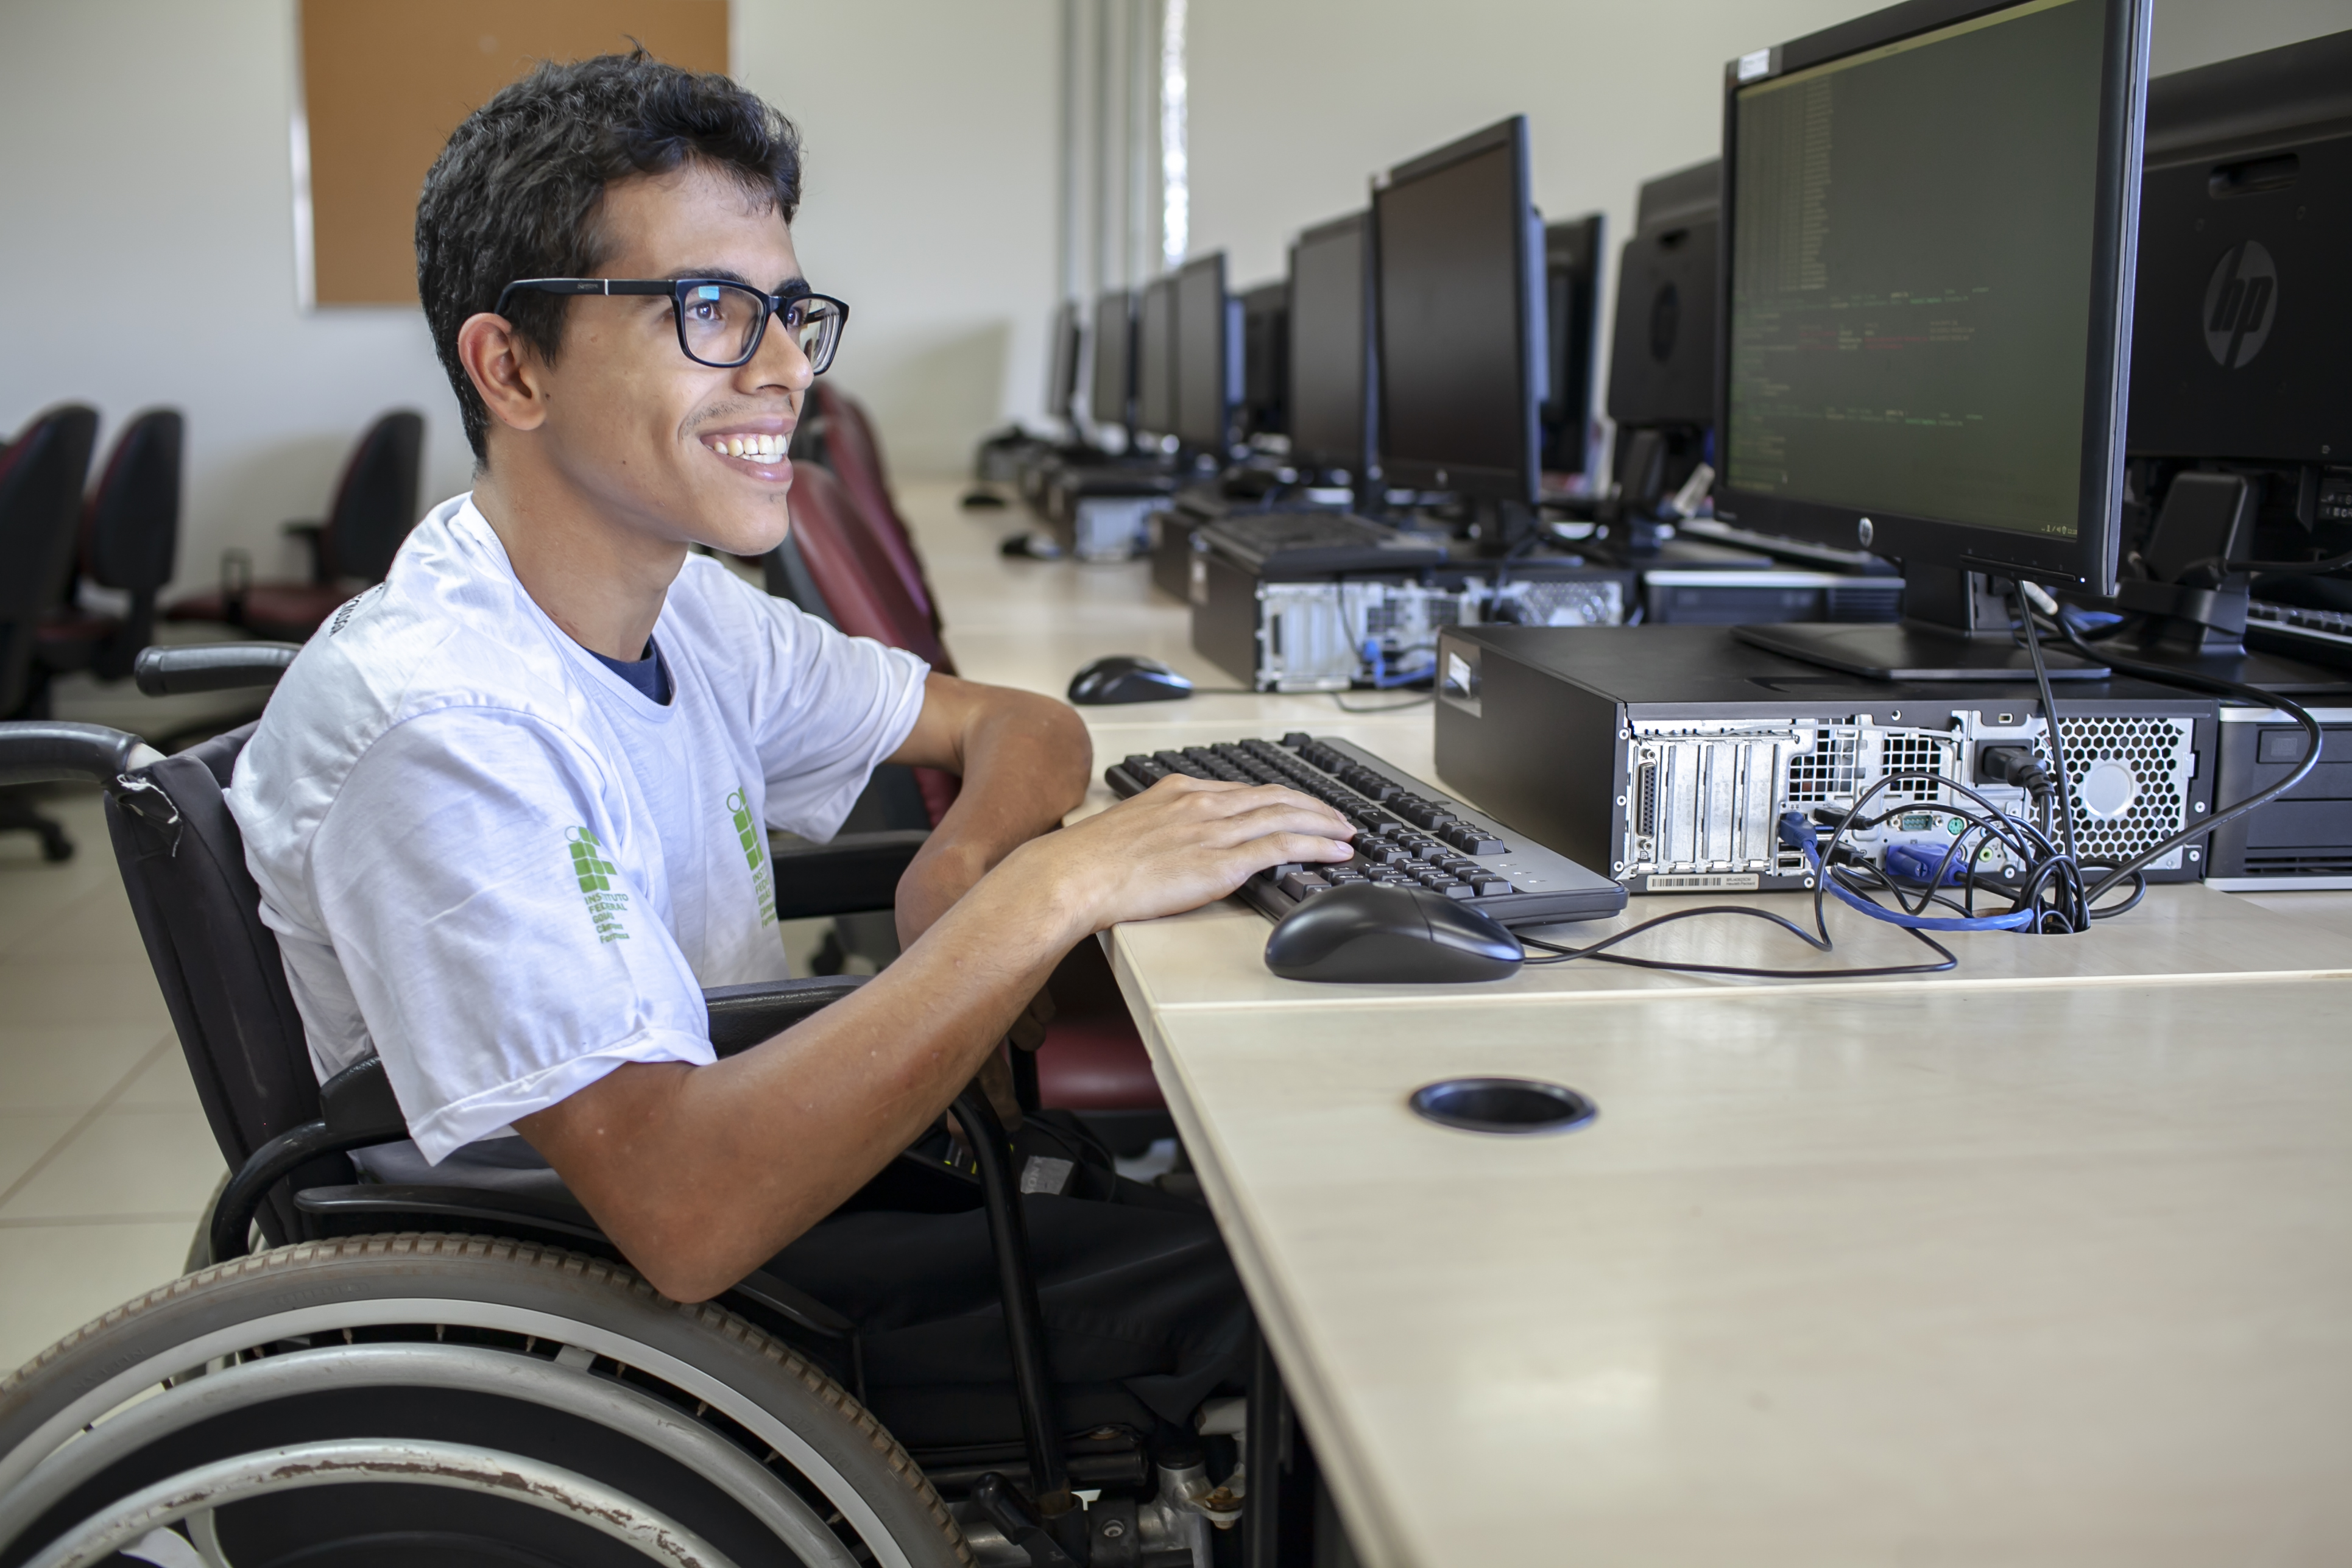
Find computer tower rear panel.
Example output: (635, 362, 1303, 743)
(1435, 626, 2217, 892)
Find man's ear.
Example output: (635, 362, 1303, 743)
(457, 311, 551, 435)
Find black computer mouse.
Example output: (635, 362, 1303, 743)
(1263, 883, 1523, 984)
(1067, 655, 1195, 705)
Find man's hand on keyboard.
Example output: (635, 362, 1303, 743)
(1017, 774, 1355, 930)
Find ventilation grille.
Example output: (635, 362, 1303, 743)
(1879, 732, 1951, 805)
(2038, 716, 2195, 869)
(2242, 853, 2352, 875)
(1505, 580, 1626, 627)
(1785, 727, 1858, 804)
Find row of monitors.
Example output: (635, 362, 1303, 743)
(1041, 7, 2343, 599)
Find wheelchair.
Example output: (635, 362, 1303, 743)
(0, 645, 1312, 1568)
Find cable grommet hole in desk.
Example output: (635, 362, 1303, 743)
(1409, 1078, 1597, 1135)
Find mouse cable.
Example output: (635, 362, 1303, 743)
(1517, 902, 1958, 980)
(2024, 594, 2325, 902)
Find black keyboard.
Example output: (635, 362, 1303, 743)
(2248, 598, 2352, 670)
(1104, 734, 1628, 927)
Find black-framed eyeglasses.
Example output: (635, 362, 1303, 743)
(494, 278, 849, 373)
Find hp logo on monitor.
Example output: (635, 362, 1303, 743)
(2202, 241, 2276, 369)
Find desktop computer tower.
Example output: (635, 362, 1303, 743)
(1434, 626, 2217, 894)
(1191, 534, 1633, 693)
(2204, 705, 2352, 889)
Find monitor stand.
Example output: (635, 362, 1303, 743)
(1734, 565, 2112, 680)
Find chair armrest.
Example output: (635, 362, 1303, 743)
(768, 828, 928, 920)
(134, 641, 301, 695)
(0, 721, 161, 786)
(703, 975, 867, 1056)
(320, 1053, 406, 1141)
(284, 520, 328, 583)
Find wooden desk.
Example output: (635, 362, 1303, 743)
(906, 482, 2352, 1566)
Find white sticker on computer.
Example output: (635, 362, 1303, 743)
(1737, 48, 1773, 82)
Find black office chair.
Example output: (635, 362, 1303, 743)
(0, 648, 1282, 1568)
(168, 411, 424, 641)
(0, 403, 102, 862)
(34, 408, 183, 688)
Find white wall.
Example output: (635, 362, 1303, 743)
(0, 0, 1059, 604)
(735, 1, 1060, 481)
(1, 0, 2339, 599)
(1184, 0, 2352, 376)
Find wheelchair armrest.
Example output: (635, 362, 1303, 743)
(320, 1053, 407, 1141)
(704, 975, 867, 1057)
(134, 641, 302, 696)
(768, 828, 928, 920)
(0, 721, 162, 786)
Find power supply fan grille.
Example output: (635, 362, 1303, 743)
(1784, 728, 1858, 803)
(2038, 717, 2194, 868)
(1514, 581, 1625, 627)
(1880, 733, 1952, 803)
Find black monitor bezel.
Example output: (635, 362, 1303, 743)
(1135, 275, 1180, 442)
(1372, 116, 1545, 506)
(1540, 212, 1606, 476)
(1088, 289, 1135, 433)
(1047, 300, 1082, 423)
(1711, 0, 2150, 595)
(1285, 210, 1376, 476)
(1173, 252, 1232, 454)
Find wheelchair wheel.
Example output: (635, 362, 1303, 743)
(0, 1234, 974, 1568)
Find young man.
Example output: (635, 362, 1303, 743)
(228, 54, 1352, 1441)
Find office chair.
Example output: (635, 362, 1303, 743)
(0, 648, 1270, 1568)
(807, 383, 945, 636)
(168, 410, 423, 640)
(0, 404, 102, 862)
(34, 408, 183, 688)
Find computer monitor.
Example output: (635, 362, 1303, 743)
(1089, 289, 1135, 433)
(1136, 275, 1179, 443)
(1605, 161, 1719, 512)
(1240, 281, 1288, 439)
(1373, 116, 1547, 515)
(1287, 211, 1376, 479)
(2128, 29, 2347, 471)
(1717, 0, 2152, 680)
(1539, 214, 1604, 478)
(1045, 300, 1082, 425)
(1174, 253, 1242, 455)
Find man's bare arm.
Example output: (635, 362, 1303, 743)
(516, 775, 1352, 1302)
(882, 673, 1092, 945)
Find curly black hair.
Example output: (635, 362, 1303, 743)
(416, 51, 803, 462)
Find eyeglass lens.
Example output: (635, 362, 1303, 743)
(678, 284, 842, 372)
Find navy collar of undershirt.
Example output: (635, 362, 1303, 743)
(589, 636, 672, 705)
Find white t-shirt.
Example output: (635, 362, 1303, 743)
(228, 494, 929, 1163)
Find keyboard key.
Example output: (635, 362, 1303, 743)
(1474, 878, 1515, 897)
(1278, 872, 1331, 899)
(1436, 883, 1476, 899)
(1462, 836, 1508, 856)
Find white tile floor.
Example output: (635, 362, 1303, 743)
(0, 789, 222, 1372)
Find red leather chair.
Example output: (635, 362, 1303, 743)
(781, 461, 1163, 1117)
(38, 408, 182, 687)
(780, 462, 959, 827)
(805, 384, 941, 634)
(170, 410, 422, 640)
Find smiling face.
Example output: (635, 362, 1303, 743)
(495, 161, 815, 559)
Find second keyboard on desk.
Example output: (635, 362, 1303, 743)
(1105, 735, 1627, 927)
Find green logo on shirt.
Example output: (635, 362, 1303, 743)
(727, 788, 779, 926)
(567, 827, 630, 943)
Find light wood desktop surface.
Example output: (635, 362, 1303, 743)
(906, 482, 2352, 1566)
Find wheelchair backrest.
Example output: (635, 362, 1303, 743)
(107, 722, 326, 1241)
